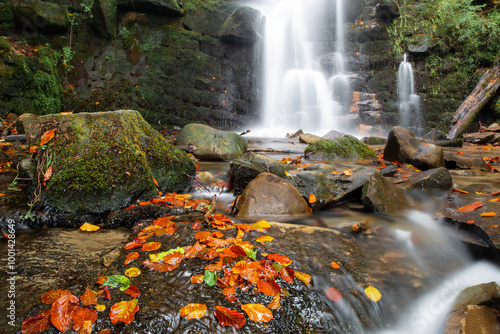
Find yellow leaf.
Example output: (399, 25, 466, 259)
(253, 220, 271, 231)
(480, 212, 497, 217)
(268, 294, 281, 310)
(365, 285, 382, 302)
(294, 271, 311, 288)
(256, 236, 274, 244)
(179, 303, 207, 319)
(80, 223, 100, 232)
(343, 169, 353, 176)
(308, 193, 316, 204)
(95, 304, 106, 312)
(241, 303, 273, 323)
(124, 267, 141, 278)
(284, 171, 292, 177)
(331, 170, 341, 174)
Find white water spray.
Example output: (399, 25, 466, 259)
(254, 0, 351, 137)
(398, 54, 423, 136)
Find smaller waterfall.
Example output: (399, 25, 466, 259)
(398, 54, 422, 136)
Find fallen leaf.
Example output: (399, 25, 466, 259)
(124, 241, 143, 250)
(204, 269, 217, 287)
(325, 287, 342, 303)
(123, 285, 140, 298)
(79, 222, 100, 232)
(109, 299, 139, 325)
(180, 303, 207, 319)
(456, 151, 463, 155)
(467, 220, 475, 225)
(280, 267, 295, 284)
(266, 253, 292, 265)
(0, 193, 5, 197)
(142, 259, 178, 272)
(102, 275, 130, 291)
(152, 177, 158, 186)
(79, 288, 97, 306)
(457, 202, 483, 212)
(492, 190, 500, 196)
(365, 285, 382, 302)
(124, 252, 139, 265)
(241, 303, 273, 323)
(43, 166, 53, 183)
(294, 271, 311, 287)
(284, 171, 292, 177)
(331, 262, 340, 269)
(253, 220, 271, 231)
(268, 294, 281, 310)
(256, 236, 274, 244)
(309, 193, 317, 204)
(257, 279, 281, 296)
(124, 267, 141, 278)
(71, 306, 97, 333)
(451, 188, 469, 194)
(214, 306, 246, 329)
(50, 292, 79, 332)
(141, 242, 161, 252)
(191, 274, 204, 284)
(480, 212, 497, 217)
(185, 242, 206, 259)
(40, 129, 56, 146)
(21, 310, 51, 334)
(95, 304, 106, 312)
(489, 197, 500, 202)
(41, 289, 70, 304)
(344, 169, 353, 176)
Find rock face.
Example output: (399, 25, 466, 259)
(384, 126, 445, 170)
(176, 123, 248, 160)
(236, 173, 310, 217)
(11, 0, 69, 33)
(23, 110, 195, 215)
(304, 136, 378, 160)
(219, 6, 261, 45)
(362, 170, 411, 215)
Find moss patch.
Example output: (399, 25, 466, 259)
(305, 136, 378, 160)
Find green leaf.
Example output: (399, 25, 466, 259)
(102, 275, 130, 291)
(204, 270, 217, 287)
(241, 246, 256, 260)
(272, 263, 283, 273)
(153, 247, 186, 261)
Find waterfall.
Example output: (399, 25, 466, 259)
(398, 54, 423, 136)
(253, 0, 351, 137)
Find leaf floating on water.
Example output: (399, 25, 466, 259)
(325, 287, 342, 303)
(50, 292, 79, 332)
(124, 267, 141, 278)
(480, 212, 497, 217)
(365, 285, 382, 302)
(180, 303, 207, 319)
(489, 197, 500, 202)
(268, 294, 281, 310)
(21, 309, 51, 334)
(79, 222, 100, 232)
(41, 289, 70, 304)
(214, 306, 246, 329)
(241, 303, 273, 323)
(124, 252, 139, 265)
(40, 129, 56, 146)
(294, 271, 311, 288)
(451, 188, 469, 194)
(457, 202, 483, 212)
(109, 299, 139, 325)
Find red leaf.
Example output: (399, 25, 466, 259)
(266, 253, 292, 265)
(124, 285, 141, 298)
(124, 252, 139, 265)
(124, 242, 143, 250)
(257, 279, 281, 296)
(325, 287, 342, 303)
(457, 202, 483, 212)
(97, 329, 111, 334)
(214, 306, 246, 329)
(50, 292, 79, 332)
(21, 310, 51, 334)
(71, 306, 97, 332)
(110, 299, 139, 325)
(280, 267, 295, 284)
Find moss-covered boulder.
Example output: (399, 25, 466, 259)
(304, 136, 378, 160)
(23, 110, 195, 216)
(117, 0, 182, 16)
(11, 0, 69, 33)
(219, 6, 261, 46)
(176, 123, 248, 160)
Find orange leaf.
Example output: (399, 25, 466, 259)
(41, 289, 70, 304)
(280, 267, 295, 284)
(109, 299, 139, 325)
(451, 188, 469, 194)
(79, 287, 97, 306)
(185, 242, 206, 259)
(257, 279, 281, 296)
(491, 225, 498, 229)
(253, 220, 271, 231)
(231, 260, 249, 274)
(456, 151, 463, 155)
(266, 253, 292, 265)
(308, 193, 317, 204)
(492, 190, 500, 196)
(50, 292, 79, 332)
(152, 177, 158, 186)
(489, 197, 500, 202)
(142, 259, 178, 272)
(325, 287, 342, 303)
(124, 285, 140, 298)
(124, 252, 139, 265)
(331, 262, 340, 269)
(480, 212, 497, 217)
(256, 236, 274, 244)
(21, 310, 51, 334)
(343, 169, 353, 176)
(457, 202, 483, 212)
(294, 271, 311, 287)
(241, 303, 274, 323)
(365, 285, 382, 302)
(79, 222, 100, 232)
(40, 129, 56, 146)
(194, 231, 212, 242)
(43, 166, 53, 183)
(236, 229, 245, 239)
(141, 242, 161, 252)
(214, 306, 246, 329)
(96, 276, 107, 285)
(179, 303, 207, 319)
(191, 274, 204, 284)
(71, 306, 97, 333)
(268, 294, 281, 310)
(467, 220, 475, 225)
(124, 241, 143, 249)
(97, 329, 111, 334)
(29, 145, 38, 153)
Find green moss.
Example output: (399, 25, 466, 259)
(305, 137, 378, 160)
(0, 36, 10, 52)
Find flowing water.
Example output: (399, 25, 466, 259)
(398, 54, 423, 136)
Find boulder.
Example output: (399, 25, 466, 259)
(298, 133, 323, 144)
(176, 123, 248, 160)
(452, 282, 500, 312)
(219, 6, 261, 46)
(304, 136, 378, 160)
(117, 0, 182, 16)
(11, 0, 69, 33)
(362, 170, 411, 215)
(444, 152, 491, 171)
(22, 110, 195, 217)
(445, 305, 500, 334)
(236, 172, 310, 217)
(92, 0, 117, 39)
(384, 126, 445, 170)
(399, 167, 452, 192)
(322, 129, 345, 140)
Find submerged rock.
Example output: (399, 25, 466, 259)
(236, 172, 310, 217)
(22, 110, 195, 220)
(362, 170, 411, 215)
(399, 167, 452, 192)
(304, 136, 378, 160)
(384, 126, 444, 170)
(176, 123, 248, 160)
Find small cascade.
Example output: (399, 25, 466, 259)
(398, 54, 423, 136)
(254, 0, 351, 137)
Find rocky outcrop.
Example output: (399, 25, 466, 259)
(92, 0, 117, 39)
(236, 172, 310, 217)
(219, 6, 261, 46)
(11, 0, 69, 33)
(176, 123, 248, 160)
(362, 170, 411, 215)
(384, 126, 444, 170)
(117, 0, 183, 16)
(304, 136, 378, 160)
(22, 110, 195, 218)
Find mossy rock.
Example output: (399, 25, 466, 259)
(0, 37, 10, 52)
(304, 136, 378, 160)
(23, 110, 195, 215)
(11, 0, 69, 33)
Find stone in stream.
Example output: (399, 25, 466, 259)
(361, 170, 412, 215)
(445, 305, 500, 334)
(451, 281, 500, 312)
(22, 110, 195, 224)
(384, 126, 445, 170)
(175, 123, 248, 160)
(443, 151, 491, 171)
(398, 167, 453, 192)
(298, 133, 323, 144)
(236, 172, 310, 217)
(304, 136, 378, 161)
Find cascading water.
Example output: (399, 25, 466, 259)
(253, 0, 351, 137)
(398, 54, 423, 136)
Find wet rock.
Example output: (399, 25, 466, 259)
(399, 167, 452, 192)
(362, 170, 411, 215)
(444, 152, 491, 171)
(22, 110, 195, 219)
(92, 0, 117, 39)
(452, 282, 500, 312)
(304, 136, 378, 161)
(11, 0, 69, 33)
(176, 123, 248, 160)
(384, 126, 445, 170)
(298, 133, 323, 144)
(445, 305, 500, 334)
(117, 0, 182, 16)
(219, 6, 261, 46)
(423, 129, 447, 141)
(463, 131, 497, 144)
(322, 129, 345, 140)
(362, 136, 387, 145)
(236, 172, 310, 217)
(486, 122, 500, 132)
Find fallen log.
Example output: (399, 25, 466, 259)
(447, 66, 500, 139)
